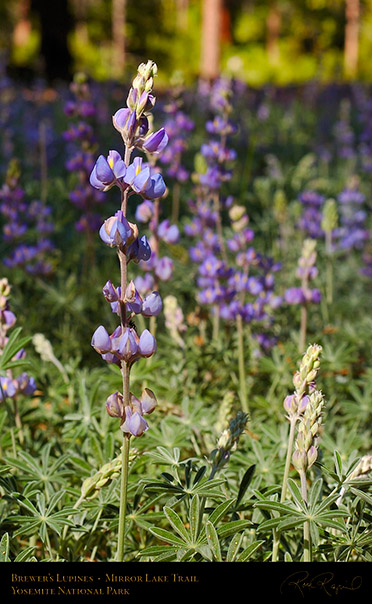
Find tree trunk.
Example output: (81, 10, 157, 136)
(176, 0, 189, 31)
(200, 0, 223, 81)
(31, 0, 72, 82)
(266, 1, 281, 65)
(344, 0, 360, 79)
(112, 0, 126, 79)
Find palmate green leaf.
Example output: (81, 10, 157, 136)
(350, 487, 372, 507)
(14, 547, 37, 562)
(13, 519, 41, 537)
(313, 492, 341, 514)
(0, 533, 10, 561)
(208, 498, 236, 525)
(163, 506, 191, 543)
(258, 515, 298, 531)
(0, 327, 32, 372)
(217, 519, 251, 538)
(189, 495, 201, 543)
(148, 527, 187, 548)
(277, 515, 306, 531)
(145, 447, 181, 465)
(236, 465, 256, 507)
(334, 450, 343, 479)
(237, 540, 265, 561)
(192, 477, 226, 497)
(138, 545, 178, 561)
(316, 518, 348, 532)
(308, 477, 323, 507)
(254, 500, 299, 515)
(205, 521, 221, 561)
(226, 531, 244, 561)
(287, 479, 307, 512)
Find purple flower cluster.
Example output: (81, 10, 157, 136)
(285, 238, 321, 307)
(133, 199, 179, 295)
(198, 79, 237, 192)
(335, 186, 369, 251)
(160, 81, 194, 183)
(63, 75, 105, 233)
(90, 61, 167, 437)
(297, 190, 325, 239)
(224, 205, 282, 352)
(353, 86, 372, 172)
(0, 160, 54, 276)
(0, 278, 36, 402)
(333, 99, 356, 161)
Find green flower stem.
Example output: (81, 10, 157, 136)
(13, 398, 24, 445)
(212, 306, 220, 341)
(281, 417, 297, 502)
(325, 230, 333, 305)
(299, 303, 307, 353)
(272, 417, 297, 561)
(300, 470, 311, 562)
(236, 314, 249, 416)
(116, 432, 131, 562)
(171, 182, 180, 224)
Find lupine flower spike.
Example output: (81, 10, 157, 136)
(90, 60, 166, 562)
(272, 343, 322, 562)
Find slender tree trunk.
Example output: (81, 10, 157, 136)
(344, 0, 360, 79)
(13, 0, 31, 48)
(176, 0, 189, 30)
(200, 0, 223, 81)
(266, 1, 281, 65)
(112, 0, 126, 79)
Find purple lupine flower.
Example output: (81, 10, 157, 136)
(285, 287, 306, 305)
(106, 392, 125, 418)
(124, 281, 143, 314)
(99, 210, 134, 248)
(142, 128, 169, 154)
(157, 219, 180, 244)
(124, 157, 166, 199)
(138, 329, 157, 357)
(127, 234, 152, 262)
(135, 200, 154, 223)
(90, 151, 127, 191)
(121, 406, 149, 437)
(103, 280, 119, 303)
(91, 325, 112, 353)
(154, 256, 174, 281)
(142, 291, 163, 317)
(117, 327, 139, 363)
(140, 388, 157, 414)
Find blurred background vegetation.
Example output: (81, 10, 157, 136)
(0, 0, 371, 87)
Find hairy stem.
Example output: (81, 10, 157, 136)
(236, 314, 249, 416)
(116, 430, 131, 562)
(300, 470, 311, 562)
(272, 417, 297, 561)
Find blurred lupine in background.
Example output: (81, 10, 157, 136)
(285, 239, 321, 353)
(1, 159, 54, 276)
(63, 73, 105, 268)
(321, 198, 338, 305)
(0, 278, 36, 445)
(297, 190, 325, 240)
(160, 71, 194, 224)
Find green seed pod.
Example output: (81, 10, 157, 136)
(321, 198, 338, 233)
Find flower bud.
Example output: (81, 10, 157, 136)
(141, 388, 157, 414)
(91, 326, 112, 354)
(141, 291, 162, 317)
(138, 329, 156, 358)
(106, 392, 124, 417)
